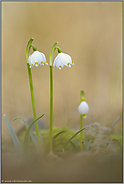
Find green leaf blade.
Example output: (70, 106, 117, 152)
(53, 130, 65, 141)
(23, 113, 45, 154)
(13, 116, 29, 129)
(14, 116, 44, 153)
(4, 114, 22, 157)
(64, 126, 94, 149)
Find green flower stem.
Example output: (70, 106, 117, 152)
(27, 63, 40, 142)
(54, 46, 62, 53)
(50, 65, 53, 151)
(80, 114, 83, 150)
(80, 90, 85, 150)
(26, 38, 40, 144)
(49, 42, 58, 152)
(50, 42, 58, 66)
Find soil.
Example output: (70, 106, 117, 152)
(1, 150, 122, 183)
(1, 122, 123, 183)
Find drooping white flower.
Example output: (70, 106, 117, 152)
(28, 51, 48, 68)
(78, 101, 89, 118)
(53, 52, 74, 69)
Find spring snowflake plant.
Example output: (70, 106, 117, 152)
(49, 42, 74, 151)
(78, 90, 89, 150)
(3, 38, 94, 158)
(49, 43, 94, 152)
(3, 38, 46, 158)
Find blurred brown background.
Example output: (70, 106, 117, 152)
(2, 2, 122, 140)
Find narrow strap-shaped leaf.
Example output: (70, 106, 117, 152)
(46, 130, 66, 151)
(4, 114, 22, 157)
(70, 141, 81, 152)
(86, 139, 92, 151)
(30, 132, 43, 153)
(53, 130, 65, 141)
(33, 132, 43, 142)
(23, 113, 45, 154)
(13, 117, 29, 128)
(13, 116, 43, 152)
(64, 126, 94, 148)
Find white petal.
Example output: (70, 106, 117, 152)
(53, 54, 64, 68)
(53, 52, 73, 69)
(78, 101, 89, 115)
(28, 51, 47, 67)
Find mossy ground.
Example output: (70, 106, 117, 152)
(16, 126, 123, 154)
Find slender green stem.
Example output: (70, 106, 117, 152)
(50, 65, 53, 151)
(27, 63, 40, 141)
(26, 38, 40, 144)
(49, 42, 58, 152)
(80, 115, 83, 150)
(49, 42, 61, 152)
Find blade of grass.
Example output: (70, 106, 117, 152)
(84, 132, 92, 151)
(4, 114, 22, 157)
(13, 116, 43, 152)
(13, 117, 28, 128)
(46, 130, 66, 151)
(86, 139, 92, 151)
(33, 132, 43, 142)
(64, 126, 94, 148)
(70, 141, 81, 152)
(23, 113, 45, 154)
(53, 130, 66, 141)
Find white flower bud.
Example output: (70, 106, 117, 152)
(53, 52, 74, 69)
(78, 101, 89, 117)
(28, 51, 48, 68)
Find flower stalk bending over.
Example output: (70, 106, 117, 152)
(26, 38, 47, 144)
(49, 42, 74, 151)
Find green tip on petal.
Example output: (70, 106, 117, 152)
(35, 62, 38, 66)
(45, 62, 48, 65)
(29, 64, 33, 68)
(59, 66, 62, 69)
(67, 63, 70, 66)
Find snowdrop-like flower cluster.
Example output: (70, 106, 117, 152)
(28, 51, 48, 68)
(53, 52, 74, 69)
(78, 101, 89, 118)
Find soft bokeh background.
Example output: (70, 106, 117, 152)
(2, 2, 122, 140)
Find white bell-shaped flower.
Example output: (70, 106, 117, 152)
(78, 101, 89, 118)
(53, 52, 74, 69)
(28, 51, 48, 68)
